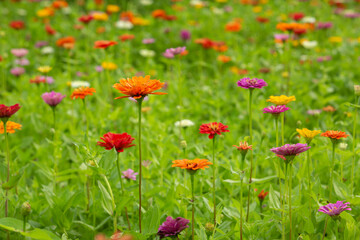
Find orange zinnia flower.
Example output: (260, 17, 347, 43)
(321, 131, 348, 140)
(94, 40, 117, 49)
(113, 75, 167, 99)
(0, 121, 22, 134)
(56, 36, 75, 49)
(172, 159, 213, 171)
(70, 87, 96, 100)
(225, 21, 242, 32)
(119, 34, 135, 42)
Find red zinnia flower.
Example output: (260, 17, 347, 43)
(45, 24, 56, 35)
(119, 34, 135, 42)
(0, 104, 21, 120)
(257, 190, 269, 201)
(290, 12, 305, 21)
(199, 122, 229, 139)
(78, 15, 94, 24)
(97, 132, 135, 152)
(9, 21, 25, 30)
(94, 40, 118, 49)
(256, 16, 269, 23)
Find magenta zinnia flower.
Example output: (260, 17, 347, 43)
(157, 216, 189, 239)
(164, 46, 186, 58)
(10, 67, 25, 77)
(270, 143, 310, 163)
(263, 105, 289, 116)
(122, 169, 138, 181)
(11, 48, 28, 58)
(318, 201, 351, 218)
(42, 91, 66, 107)
(237, 77, 267, 89)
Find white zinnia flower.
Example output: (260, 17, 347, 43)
(41, 46, 54, 55)
(139, 49, 155, 57)
(302, 16, 316, 23)
(175, 119, 195, 128)
(115, 20, 133, 29)
(301, 40, 318, 49)
(71, 81, 90, 88)
(140, 0, 153, 5)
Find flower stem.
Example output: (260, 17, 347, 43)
(191, 174, 195, 240)
(116, 153, 131, 230)
(288, 163, 293, 240)
(246, 89, 253, 222)
(307, 149, 312, 217)
(212, 137, 216, 226)
(4, 120, 10, 218)
(52, 107, 57, 189)
(329, 142, 336, 201)
(281, 112, 285, 145)
(240, 154, 245, 240)
(82, 99, 89, 146)
(351, 96, 358, 196)
(138, 99, 143, 233)
(322, 217, 329, 240)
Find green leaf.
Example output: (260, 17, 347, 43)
(268, 185, 280, 210)
(21, 228, 61, 240)
(99, 149, 117, 172)
(0, 217, 29, 232)
(97, 180, 114, 216)
(2, 172, 23, 190)
(251, 175, 277, 183)
(142, 205, 160, 235)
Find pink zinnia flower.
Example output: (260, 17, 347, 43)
(157, 216, 189, 239)
(11, 48, 28, 58)
(10, 67, 25, 77)
(122, 169, 138, 180)
(237, 77, 267, 89)
(318, 201, 351, 218)
(263, 105, 289, 116)
(270, 143, 310, 163)
(42, 91, 66, 107)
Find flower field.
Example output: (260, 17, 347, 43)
(1, 0, 360, 239)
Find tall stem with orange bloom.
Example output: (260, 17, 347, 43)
(4, 120, 10, 218)
(246, 89, 253, 222)
(190, 173, 195, 240)
(329, 142, 336, 201)
(138, 98, 143, 233)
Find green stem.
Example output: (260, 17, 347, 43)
(212, 137, 216, 226)
(92, 174, 96, 231)
(4, 120, 10, 218)
(23, 216, 26, 232)
(322, 217, 329, 240)
(246, 89, 253, 222)
(240, 154, 245, 240)
(138, 99, 143, 233)
(116, 153, 131, 230)
(191, 174, 195, 240)
(281, 112, 285, 145)
(288, 164, 292, 240)
(275, 117, 279, 147)
(82, 99, 89, 146)
(52, 107, 57, 189)
(307, 149, 312, 217)
(351, 96, 358, 196)
(329, 142, 336, 201)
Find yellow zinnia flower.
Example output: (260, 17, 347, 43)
(267, 95, 296, 105)
(296, 128, 321, 143)
(101, 62, 117, 70)
(106, 5, 120, 13)
(329, 36, 342, 43)
(0, 121, 22, 134)
(37, 66, 52, 73)
(92, 12, 109, 21)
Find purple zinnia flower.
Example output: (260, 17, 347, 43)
(307, 109, 322, 115)
(270, 143, 310, 163)
(95, 65, 103, 72)
(316, 22, 333, 29)
(343, 11, 360, 19)
(157, 216, 189, 239)
(15, 58, 30, 66)
(142, 38, 155, 44)
(318, 201, 351, 218)
(122, 169, 138, 181)
(263, 105, 289, 116)
(10, 67, 25, 77)
(237, 77, 267, 89)
(35, 41, 49, 48)
(165, 46, 186, 56)
(42, 91, 66, 107)
(180, 30, 191, 41)
(163, 51, 175, 59)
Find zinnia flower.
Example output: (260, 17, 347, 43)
(270, 143, 310, 163)
(172, 159, 213, 171)
(175, 119, 194, 128)
(257, 190, 269, 201)
(199, 122, 229, 139)
(10, 67, 25, 77)
(180, 30, 191, 41)
(56, 36, 75, 49)
(321, 131, 348, 141)
(70, 87, 96, 99)
(318, 201, 351, 218)
(0, 121, 22, 134)
(157, 216, 190, 239)
(233, 141, 252, 157)
(267, 95, 296, 105)
(237, 77, 267, 89)
(94, 40, 118, 49)
(0, 104, 21, 120)
(122, 169, 138, 180)
(42, 91, 66, 107)
(97, 132, 135, 152)
(37, 66, 52, 74)
(113, 75, 167, 99)
(296, 128, 321, 143)
(11, 48, 28, 58)
(263, 105, 289, 116)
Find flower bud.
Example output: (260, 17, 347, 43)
(21, 202, 31, 217)
(205, 222, 214, 232)
(339, 142, 348, 151)
(354, 85, 360, 96)
(180, 140, 187, 149)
